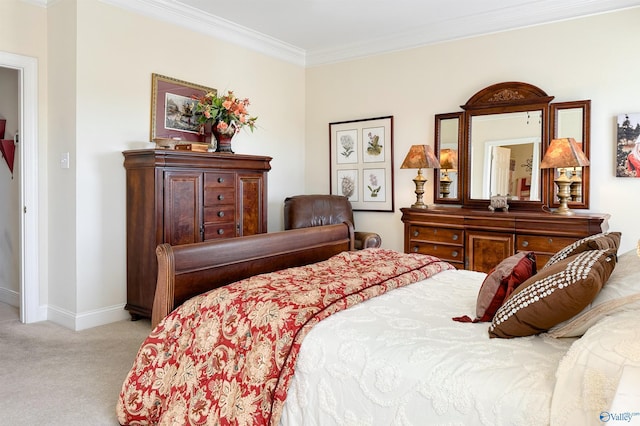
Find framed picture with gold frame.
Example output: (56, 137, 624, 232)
(150, 73, 215, 142)
(329, 116, 394, 212)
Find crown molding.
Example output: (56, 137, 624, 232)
(306, 2, 640, 66)
(30, 0, 640, 67)
(20, 0, 49, 7)
(99, 0, 306, 66)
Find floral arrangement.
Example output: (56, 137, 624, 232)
(193, 90, 257, 135)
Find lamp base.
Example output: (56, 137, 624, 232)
(439, 172, 452, 198)
(551, 205, 575, 216)
(552, 173, 574, 215)
(411, 169, 428, 209)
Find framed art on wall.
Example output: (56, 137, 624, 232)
(150, 73, 216, 142)
(329, 116, 394, 211)
(616, 113, 640, 178)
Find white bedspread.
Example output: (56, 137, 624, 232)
(280, 269, 575, 426)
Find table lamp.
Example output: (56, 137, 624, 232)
(540, 138, 590, 215)
(400, 144, 440, 209)
(439, 148, 458, 198)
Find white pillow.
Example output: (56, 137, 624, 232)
(547, 249, 640, 338)
(550, 309, 640, 426)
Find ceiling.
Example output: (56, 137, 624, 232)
(104, 0, 639, 66)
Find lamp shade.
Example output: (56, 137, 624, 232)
(540, 138, 590, 169)
(400, 144, 440, 170)
(439, 148, 458, 170)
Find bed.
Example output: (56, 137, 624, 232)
(117, 223, 640, 425)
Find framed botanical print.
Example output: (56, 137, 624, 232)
(329, 116, 394, 211)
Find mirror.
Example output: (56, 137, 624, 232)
(461, 82, 553, 210)
(432, 82, 590, 211)
(434, 112, 463, 204)
(550, 100, 591, 209)
(469, 111, 542, 201)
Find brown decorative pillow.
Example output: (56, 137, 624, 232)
(547, 248, 640, 337)
(462, 252, 537, 323)
(489, 249, 617, 339)
(543, 232, 621, 269)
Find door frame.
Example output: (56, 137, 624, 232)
(482, 137, 541, 200)
(0, 51, 40, 323)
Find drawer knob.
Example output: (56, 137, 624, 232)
(218, 211, 224, 217)
(217, 229, 224, 235)
(218, 194, 224, 201)
(522, 240, 529, 247)
(413, 230, 419, 237)
(452, 234, 459, 241)
(217, 177, 225, 183)
(548, 238, 553, 244)
(412, 246, 418, 253)
(452, 250, 458, 257)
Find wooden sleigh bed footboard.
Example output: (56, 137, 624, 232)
(151, 222, 355, 327)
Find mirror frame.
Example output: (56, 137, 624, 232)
(433, 82, 592, 211)
(434, 112, 464, 204)
(549, 100, 591, 209)
(461, 81, 554, 210)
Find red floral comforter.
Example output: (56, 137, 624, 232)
(117, 248, 453, 425)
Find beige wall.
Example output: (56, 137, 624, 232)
(307, 8, 640, 254)
(47, 0, 78, 319)
(69, 1, 305, 321)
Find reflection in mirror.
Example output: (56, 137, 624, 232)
(439, 148, 458, 198)
(434, 112, 462, 204)
(550, 101, 591, 209)
(469, 111, 542, 201)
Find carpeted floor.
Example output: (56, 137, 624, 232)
(0, 303, 150, 425)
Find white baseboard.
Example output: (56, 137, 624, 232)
(0, 287, 19, 307)
(48, 303, 131, 331)
(3, 289, 131, 330)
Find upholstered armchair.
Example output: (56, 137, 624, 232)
(283, 194, 382, 250)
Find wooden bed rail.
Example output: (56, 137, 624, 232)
(151, 222, 355, 327)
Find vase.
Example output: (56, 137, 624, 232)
(212, 121, 236, 153)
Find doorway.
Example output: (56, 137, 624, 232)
(0, 52, 40, 323)
(481, 137, 541, 201)
(0, 67, 20, 315)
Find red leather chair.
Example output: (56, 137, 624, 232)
(284, 194, 382, 250)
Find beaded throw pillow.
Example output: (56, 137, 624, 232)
(543, 232, 621, 270)
(489, 249, 617, 339)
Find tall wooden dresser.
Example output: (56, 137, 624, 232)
(123, 149, 272, 319)
(401, 207, 609, 273)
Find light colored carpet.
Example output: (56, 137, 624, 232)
(0, 303, 150, 425)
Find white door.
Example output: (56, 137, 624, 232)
(490, 146, 511, 197)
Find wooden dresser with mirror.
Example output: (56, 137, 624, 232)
(401, 81, 608, 273)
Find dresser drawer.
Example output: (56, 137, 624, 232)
(204, 205, 236, 224)
(204, 187, 236, 206)
(409, 225, 463, 244)
(408, 241, 464, 263)
(203, 222, 237, 240)
(516, 235, 576, 254)
(204, 172, 235, 188)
